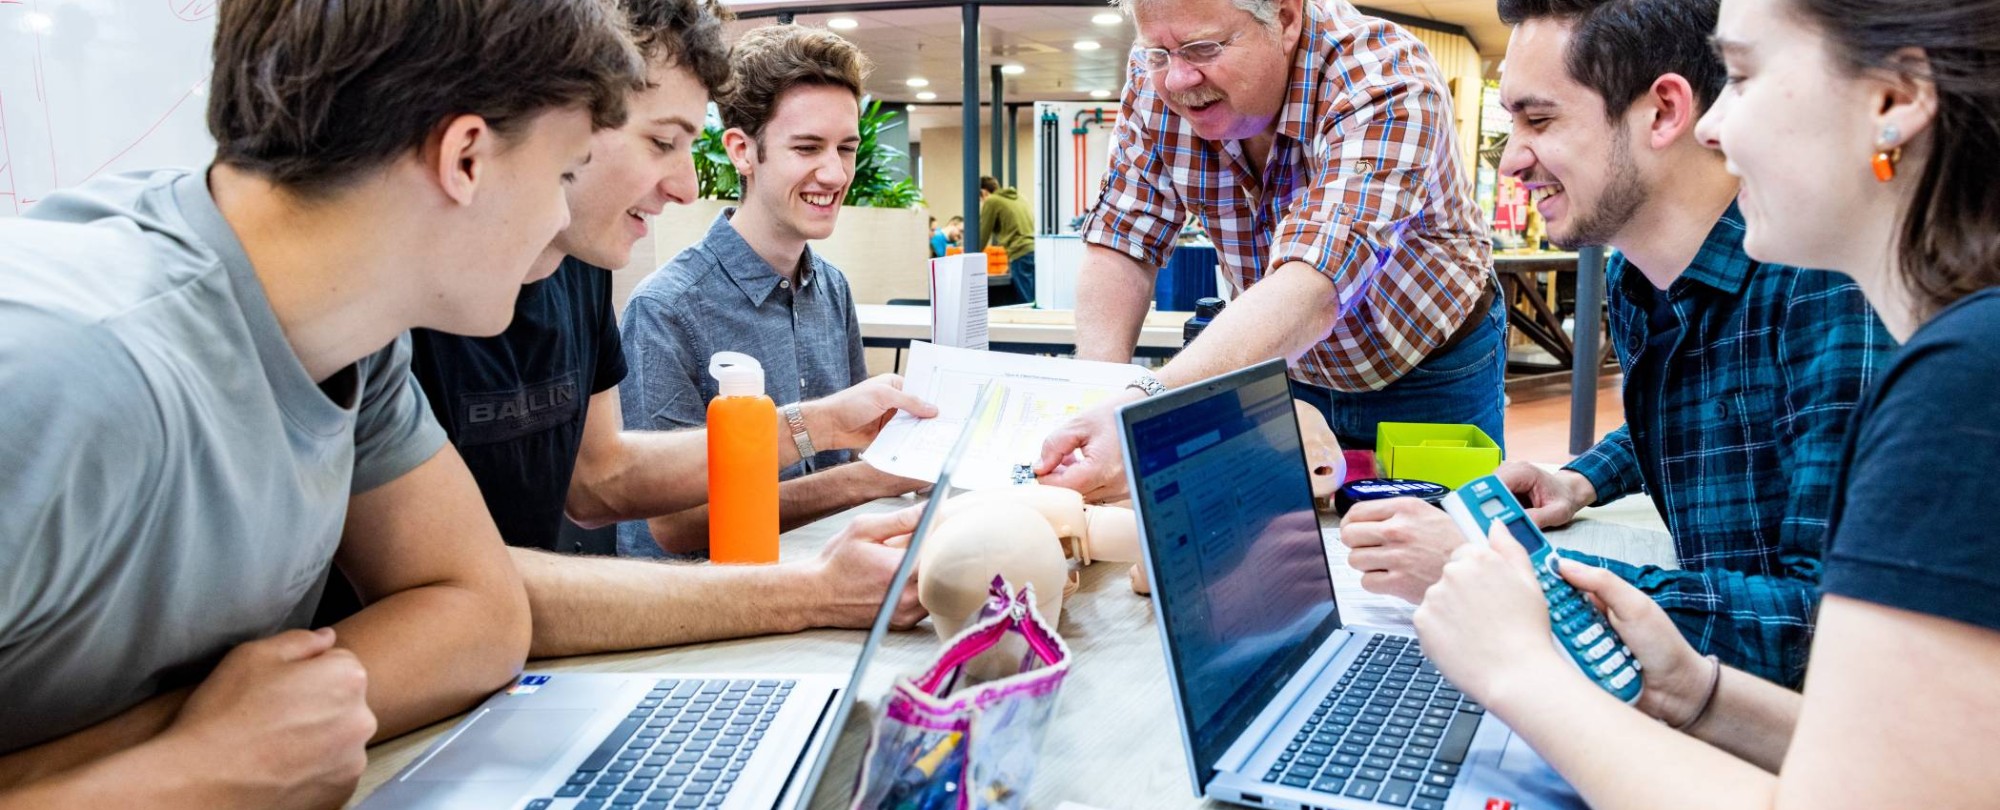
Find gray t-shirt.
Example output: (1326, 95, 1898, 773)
(0, 169, 446, 754)
(616, 208, 867, 557)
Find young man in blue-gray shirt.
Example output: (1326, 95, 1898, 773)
(0, 0, 639, 805)
(622, 25, 914, 556)
(1339, 0, 1893, 689)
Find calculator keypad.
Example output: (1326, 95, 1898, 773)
(1537, 556, 1642, 701)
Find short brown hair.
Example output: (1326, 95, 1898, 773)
(1497, 0, 1726, 119)
(716, 24, 870, 144)
(979, 176, 1000, 193)
(208, 0, 644, 195)
(624, 0, 733, 97)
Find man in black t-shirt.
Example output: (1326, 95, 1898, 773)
(400, 0, 935, 657)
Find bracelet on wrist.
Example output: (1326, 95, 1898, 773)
(1671, 654, 1723, 731)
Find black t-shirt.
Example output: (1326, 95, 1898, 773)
(1822, 288, 2000, 632)
(409, 257, 628, 551)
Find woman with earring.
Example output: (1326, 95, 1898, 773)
(1408, 0, 2000, 806)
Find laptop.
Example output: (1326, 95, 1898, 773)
(360, 390, 989, 810)
(1117, 359, 1583, 810)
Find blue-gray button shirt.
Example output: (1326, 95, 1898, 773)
(620, 207, 867, 479)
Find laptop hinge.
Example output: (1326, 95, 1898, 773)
(1215, 629, 1356, 774)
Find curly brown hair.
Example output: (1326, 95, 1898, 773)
(208, 0, 643, 196)
(623, 0, 733, 97)
(716, 24, 871, 151)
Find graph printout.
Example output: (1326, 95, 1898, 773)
(861, 342, 1143, 490)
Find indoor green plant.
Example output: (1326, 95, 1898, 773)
(693, 98, 922, 209)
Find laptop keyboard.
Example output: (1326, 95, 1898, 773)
(1261, 635, 1484, 809)
(527, 678, 793, 810)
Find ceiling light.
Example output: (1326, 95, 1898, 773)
(1092, 12, 1122, 25)
(1091, 89, 1112, 99)
(827, 17, 858, 30)
(916, 91, 938, 101)
(1073, 40, 1101, 51)
(1001, 64, 1026, 75)
(906, 77, 930, 88)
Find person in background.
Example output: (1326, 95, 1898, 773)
(1337, 0, 1891, 687)
(1035, 0, 1498, 502)
(0, 0, 639, 804)
(978, 176, 1037, 303)
(374, 0, 934, 659)
(931, 214, 964, 258)
(1416, 0, 2000, 804)
(621, 24, 924, 558)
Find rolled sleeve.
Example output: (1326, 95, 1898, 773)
(1274, 56, 1482, 391)
(1078, 64, 1188, 271)
(619, 290, 707, 432)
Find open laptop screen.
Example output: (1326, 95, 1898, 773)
(1124, 360, 1340, 782)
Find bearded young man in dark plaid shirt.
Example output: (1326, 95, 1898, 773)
(1035, 0, 1502, 502)
(1339, 0, 1892, 688)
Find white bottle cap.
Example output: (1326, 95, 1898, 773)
(709, 352, 765, 398)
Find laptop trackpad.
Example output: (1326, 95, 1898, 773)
(1470, 730, 1587, 809)
(405, 708, 596, 783)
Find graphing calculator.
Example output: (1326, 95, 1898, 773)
(1442, 475, 1644, 704)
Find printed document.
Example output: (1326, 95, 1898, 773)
(862, 342, 1142, 490)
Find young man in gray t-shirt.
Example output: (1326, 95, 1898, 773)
(0, 1, 642, 806)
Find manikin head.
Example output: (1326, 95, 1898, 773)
(1494, 0, 1728, 252)
(538, 0, 732, 280)
(1120, 0, 1305, 143)
(206, 0, 643, 336)
(717, 25, 870, 246)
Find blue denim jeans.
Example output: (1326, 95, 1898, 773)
(1009, 252, 1036, 304)
(1291, 287, 1507, 453)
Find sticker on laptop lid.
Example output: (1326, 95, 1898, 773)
(508, 674, 552, 695)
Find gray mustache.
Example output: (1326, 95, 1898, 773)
(1168, 89, 1225, 107)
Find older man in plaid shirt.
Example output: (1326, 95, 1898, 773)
(1036, 0, 1501, 501)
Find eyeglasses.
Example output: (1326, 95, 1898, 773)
(1133, 33, 1242, 73)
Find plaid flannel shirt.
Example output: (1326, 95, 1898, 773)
(1081, 0, 1489, 391)
(1563, 207, 1894, 688)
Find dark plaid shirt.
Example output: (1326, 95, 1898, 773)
(1562, 206, 1894, 688)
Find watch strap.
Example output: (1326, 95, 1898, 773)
(782, 402, 816, 459)
(1125, 372, 1166, 397)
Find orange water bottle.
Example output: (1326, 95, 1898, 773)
(707, 352, 779, 563)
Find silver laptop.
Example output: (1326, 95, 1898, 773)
(361, 391, 989, 810)
(1117, 359, 1583, 810)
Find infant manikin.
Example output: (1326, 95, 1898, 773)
(904, 399, 1343, 651)
(901, 484, 1139, 680)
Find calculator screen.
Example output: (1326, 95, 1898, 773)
(1501, 515, 1548, 554)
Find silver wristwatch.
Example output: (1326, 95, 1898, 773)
(782, 402, 816, 459)
(1125, 372, 1166, 397)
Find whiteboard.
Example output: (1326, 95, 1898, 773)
(0, 0, 218, 216)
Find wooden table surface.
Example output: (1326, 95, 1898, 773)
(352, 494, 1668, 809)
